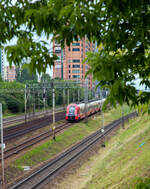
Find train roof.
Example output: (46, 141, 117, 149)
(67, 99, 106, 108)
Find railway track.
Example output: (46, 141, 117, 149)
(9, 112, 137, 189)
(1, 122, 74, 160)
(2, 113, 98, 160)
(3, 107, 65, 127)
(4, 111, 66, 142)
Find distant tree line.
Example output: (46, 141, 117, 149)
(0, 81, 25, 113)
(0, 74, 93, 114)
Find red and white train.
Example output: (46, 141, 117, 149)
(65, 99, 105, 121)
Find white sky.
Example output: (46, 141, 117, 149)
(5, 0, 53, 76)
(4, 32, 53, 76)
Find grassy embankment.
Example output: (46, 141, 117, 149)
(13, 105, 132, 171)
(67, 112, 150, 189)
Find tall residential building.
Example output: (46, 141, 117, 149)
(4, 66, 16, 81)
(0, 48, 4, 80)
(53, 37, 95, 88)
(52, 41, 62, 79)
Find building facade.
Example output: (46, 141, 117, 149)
(52, 41, 62, 79)
(0, 48, 4, 80)
(53, 37, 95, 88)
(4, 66, 16, 81)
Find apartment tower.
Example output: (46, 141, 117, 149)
(4, 66, 16, 81)
(53, 37, 95, 88)
(0, 48, 4, 80)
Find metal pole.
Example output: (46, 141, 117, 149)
(102, 109, 104, 129)
(61, 45, 63, 80)
(43, 87, 46, 116)
(38, 90, 40, 111)
(33, 87, 35, 118)
(45, 88, 48, 114)
(24, 85, 27, 123)
(101, 108, 105, 147)
(63, 89, 65, 108)
(100, 90, 104, 130)
(100, 91, 105, 147)
(52, 88, 56, 140)
(78, 88, 80, 103)
(84, 78, 88, 122)
(28, 88, 31, 120)
(0, 103, 5, 186)
(67, 89, 69, 105)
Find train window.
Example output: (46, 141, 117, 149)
(69, 106, 75, 114)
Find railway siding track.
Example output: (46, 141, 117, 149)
(9, 112, 137, 189)
(0, 122, 73, 160)
(2, 112, 99, 160)
(4, 111, 66, 142)
(3, 107, 65, 127)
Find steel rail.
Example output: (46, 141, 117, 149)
(4, 111, 66, 141)
(3, 107, 65, 127)
(0, 122, 73, 160)
(2, 113, 98, 159)
(10, 112, 136, 189)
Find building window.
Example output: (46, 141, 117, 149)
(69, 65, 70, 68)
(85, 65, 89, 69)
(69, 70, 70, 73)
(72, 65, 80, 68)
(69, 75, 71, 79)
(55, 50, 61, 53)
(72, 48, 80, 51)
(72, 43, 80, 46)
(72, 70, 80, 73)
(72, 75, 80, 78)
(72, 59, 80, 63)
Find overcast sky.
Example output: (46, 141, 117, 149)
(4, 0, 53, 76)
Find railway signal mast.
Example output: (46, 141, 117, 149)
(100, 90, 105, 147)
(84, 78, 88, 122)
(52, 86, 56, 140)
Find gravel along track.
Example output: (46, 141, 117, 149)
(9, 112, 137, 189)
(0, 122, 74, 160)
(3, 111, 66, 142)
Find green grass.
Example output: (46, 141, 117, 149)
(13, 104, 132, 171)
(3, 112, 23, 118)
(83, 113, 150, 189)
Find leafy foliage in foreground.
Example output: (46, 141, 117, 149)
(0, 0, 149, 109)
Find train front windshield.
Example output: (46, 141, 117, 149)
(69, 106, 75, 114)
